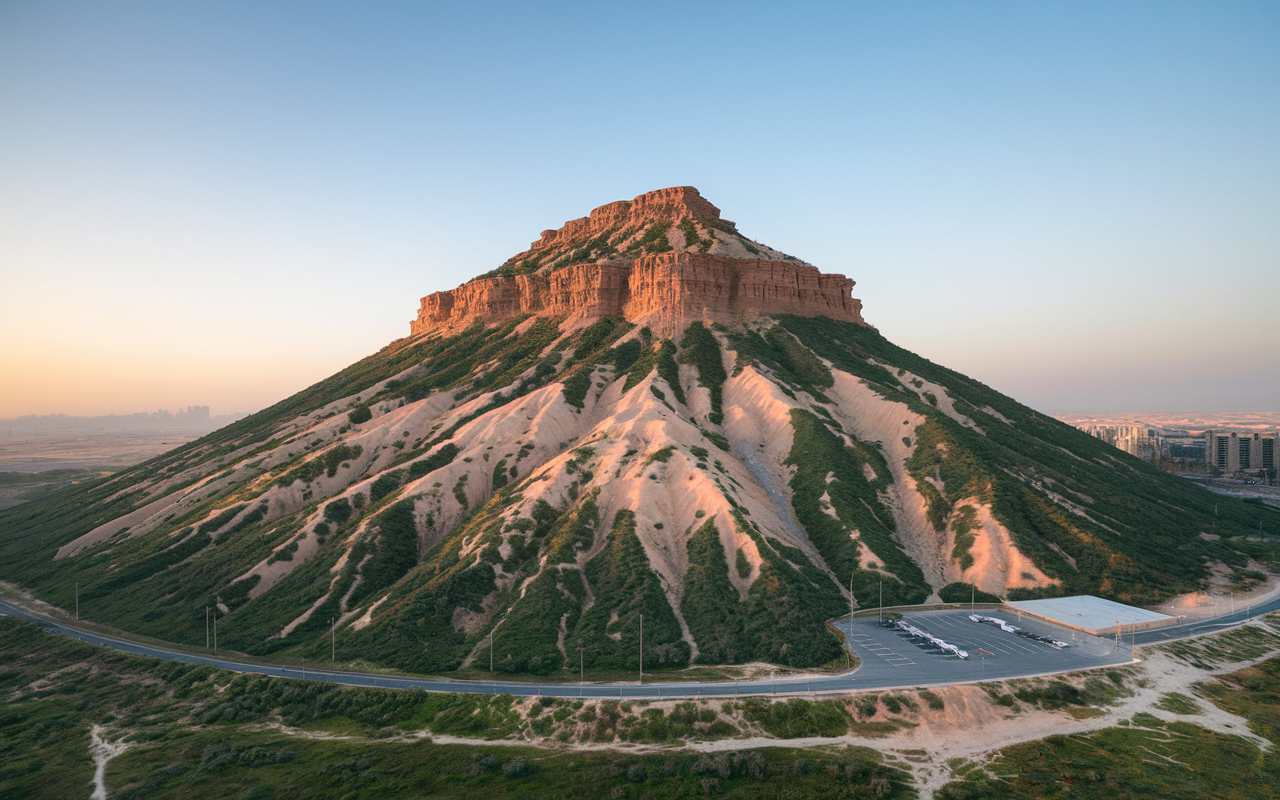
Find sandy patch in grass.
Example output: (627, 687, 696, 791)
(89, 724, 133, 800)
(954, 499, 1056, 597)
(56, 488, 188, 560)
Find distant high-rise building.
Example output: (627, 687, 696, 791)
(1204, 430, 1278, 474)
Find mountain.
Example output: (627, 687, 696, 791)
(1, 187, 1275, 676)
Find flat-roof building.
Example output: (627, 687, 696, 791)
(1005, 595, 1177, 636)
(1205, 430, 1278, 475)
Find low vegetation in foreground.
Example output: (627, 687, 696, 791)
(10, 614, 1280, 797)
(0, 617, 914, 798)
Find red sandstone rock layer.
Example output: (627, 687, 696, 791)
(410, 187, 866, 334)
(532, 186, 732, 251)
(410, 252, 865, 335)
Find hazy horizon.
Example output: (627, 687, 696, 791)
(2, 2, 1277, 418)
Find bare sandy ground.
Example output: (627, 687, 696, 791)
(1151, 562, 1280, 622)
(0, 429, 203, 473)
(89, 725, 132, 800)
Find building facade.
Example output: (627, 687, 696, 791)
(1204, 430, 1279, 474)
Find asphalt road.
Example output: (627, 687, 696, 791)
(3, 593, 1278, 700)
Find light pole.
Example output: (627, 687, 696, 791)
(213, 609, 217, 656)
(330, 617, 335, 662)
(878, 580, 883, 622)
(638, 613, 644, 685)
(205, 606, 209, 649)
(75, 582, 78, 621)
(847, 573, 855, 670)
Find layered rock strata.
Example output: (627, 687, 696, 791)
(411, 186, 866, 334)
(411, 253, 865, 334)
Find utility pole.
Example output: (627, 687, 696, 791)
(330, 617, 335, 662)
(848, 573, 854, 622)
(205, 606, 209, 649)
(213, 609, 217, 656)
(75, 582, 78, 621)
(578, 646, 585, 685)
(848, 574, 855, 670)
(639, 613, 644, 685)
(971, 583, 975, 612)
(489, 630, 494, 672)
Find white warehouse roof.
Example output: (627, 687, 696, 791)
(1006, 595, 1176, 635)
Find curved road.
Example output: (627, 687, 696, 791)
(3, 594, 1278, 700)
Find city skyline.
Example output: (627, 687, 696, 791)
(2, 2, 1277, 418)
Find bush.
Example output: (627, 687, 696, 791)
(348, 406, 373, 424)
(645, 446, 676, 465)
(741, 698, 850, 738)
(323, 498, 352, 526)
(369, 471, 404, 503)
(561, 367, 593, 409)
(407, 444, 459, 481)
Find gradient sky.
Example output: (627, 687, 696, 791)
(2, 1, 1277, 418)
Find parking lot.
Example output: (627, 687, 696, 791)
(833, 609, 1133, 689)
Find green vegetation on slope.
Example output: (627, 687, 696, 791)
(735, 513, 846, 667)
(727, 325, 834, 402)
(785, 409, 930, 606)
(679, 320, 728, 425)
(571, 509, 690, 671)
(681, 518, 746, 663)
(775, 314, 1280, 603)
(681, 516, 848, 668)
(939, 714, 1280, 799)
(489, 501, 589, 675)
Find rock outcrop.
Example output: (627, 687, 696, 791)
(410, 186, 865, 334)
(533, 185, 732, 250)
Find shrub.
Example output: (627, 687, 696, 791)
(636, 221, 672, 253)
(369, 471, 404, 503)
(348, 406, 373, 424)
(645, 446, 676, 465)
(407, 444, 459, 481)
(323, 498, 353, 526)
(562, 367, 593, 409)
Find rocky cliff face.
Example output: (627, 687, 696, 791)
(410, 187, 866, 334)
(411, 253, 864, 334)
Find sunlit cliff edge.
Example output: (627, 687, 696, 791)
(410, 187, 865, 335)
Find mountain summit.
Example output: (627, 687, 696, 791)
(411, 187, 864, 334)
(1, 188, 1270, 677)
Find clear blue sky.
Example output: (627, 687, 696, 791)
(2, 1, 1277, 417)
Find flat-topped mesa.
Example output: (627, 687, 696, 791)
(410, 187, 866, 334)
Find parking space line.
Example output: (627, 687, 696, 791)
(847, 633, 917, 667)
